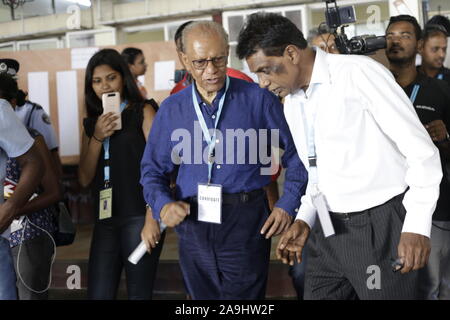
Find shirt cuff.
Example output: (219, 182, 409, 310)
(295, 201, 317, 229)
(275, 195, 301, 217)
(152, 194, 174, 221)
(401, 206, 434, 238)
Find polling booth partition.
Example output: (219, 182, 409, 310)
(0, 41, 180, 165)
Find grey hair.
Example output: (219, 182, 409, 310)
(181, 21, 229, 52)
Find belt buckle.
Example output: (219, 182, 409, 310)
(241, 193, 249, 203)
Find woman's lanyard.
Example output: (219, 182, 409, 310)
(437, 74, 444, 80)
(102, 100, 127, 188)
(191, 77, 230, 185)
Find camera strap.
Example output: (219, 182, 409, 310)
(299, 101, 335, 237)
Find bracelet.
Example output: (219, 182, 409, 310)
(92, 135, 104, 143)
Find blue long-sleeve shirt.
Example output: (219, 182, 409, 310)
(140, 77, 307, 220)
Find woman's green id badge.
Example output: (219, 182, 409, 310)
(99, 188, 112, 220)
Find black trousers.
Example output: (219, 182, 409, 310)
(304, 193, 420, 300)
(177, 189, 271, 300)
(87, 215, 165, 300)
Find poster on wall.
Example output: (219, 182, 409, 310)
(27, 72, 50, 115)
(56, 70, 80, 157)
(154, 60, 175, 91)
(71, 47, 99, 69)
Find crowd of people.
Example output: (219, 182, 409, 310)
(0, 12, 449, 300)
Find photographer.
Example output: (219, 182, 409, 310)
(237, 12, 442, 299)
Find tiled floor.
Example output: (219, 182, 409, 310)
(52, 223, 297, 299)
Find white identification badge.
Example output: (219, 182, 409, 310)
(99, 188, 112, 220)
(10, 216, 25, 233)
(197, 183, 222, 224)
(312, 192, 335, 237)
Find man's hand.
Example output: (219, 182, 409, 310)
(396, 232, 431, 274)
(425, 120, 448, 142)
(141, 207, 161, 253)
(276, 220, 310, 265)
(0, 202, 18, 234)
(260, 207, 293, 239)
(160, 201, 190, 227)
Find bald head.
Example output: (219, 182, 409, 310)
(181, 21, 229, 53)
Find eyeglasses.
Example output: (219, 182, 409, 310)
(191, 56, 227, 70)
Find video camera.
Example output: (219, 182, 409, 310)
(323, 0, 386, 54)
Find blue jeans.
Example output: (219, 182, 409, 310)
(0, 237, 18, 300)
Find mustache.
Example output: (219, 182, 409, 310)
(388, 45, 404, 52)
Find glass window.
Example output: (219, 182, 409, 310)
(0, 44, 14, 52)
(229, 44, 244, 70)
(17, 40, 59, 51)
(69, 34, 96, 48)
(228, 15, 245, 42)
(125, 29, 165, 43)
(285, 10, 302, 31)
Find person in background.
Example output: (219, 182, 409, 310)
(386, 15, 450, 300)
(121, 47, 148, 99)
(0, 73, 44, 300)
(427, 15, 450, 70)
(418, 24, 450, 86)
(0, 73, 61, 300)
(0, 59, 62, 180)
(307, 22, 340, 54)
(78, 49, 163, 300)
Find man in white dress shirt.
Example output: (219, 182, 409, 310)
(237, 12, 443, 299)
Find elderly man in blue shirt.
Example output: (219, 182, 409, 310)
(140, 21, 307, 299)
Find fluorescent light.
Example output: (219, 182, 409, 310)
(66, 0, 91, 7)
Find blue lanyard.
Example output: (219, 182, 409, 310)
(103, 100, 127, 185)
(410, 84, 420, 104)
(191, 77, 230, 184)
(437, 74, 444, 80)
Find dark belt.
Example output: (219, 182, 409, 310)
(188, 188, 265, 206)
(329, 192, 405, 220)
(329, 210, 369, 220)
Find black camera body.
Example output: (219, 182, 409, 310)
(323, 0, 386, 55)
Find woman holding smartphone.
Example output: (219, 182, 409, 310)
(78, 49, 164, 300)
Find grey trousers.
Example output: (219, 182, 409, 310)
(304, 193, 420, 300)
(419, 220, 450, 300)
(11, 235, 54, 300)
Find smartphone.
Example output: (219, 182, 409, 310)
(102, 92, 122, 130)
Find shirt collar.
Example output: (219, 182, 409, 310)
(309, 46, 332, 86)
(193, 79, 228, 107)
(289, 47, 331, 100)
